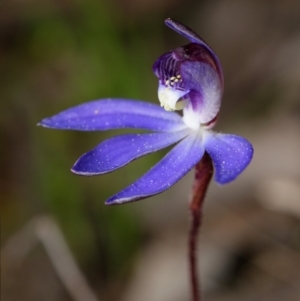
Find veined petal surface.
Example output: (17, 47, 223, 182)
(39, 99, 186, 132)
(164, 18, 224, 85)
(106, 132, 204, 205)
(204, 132, 253, 184)
(181, 61, 222, 125)
(72, 129, 190, 175)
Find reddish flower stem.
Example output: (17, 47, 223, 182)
(189, 153, 213, 301)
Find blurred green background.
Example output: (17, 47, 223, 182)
(2, 1, 300, 301)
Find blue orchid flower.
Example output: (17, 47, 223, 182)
(39, 19, 253, 205)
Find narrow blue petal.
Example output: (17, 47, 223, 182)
(38, 99, 186, 132)
(204, 132, 253, 184)
(164, 18, 223, 85)
(105, 132, 204, 205)
(72, 129, 190, 175)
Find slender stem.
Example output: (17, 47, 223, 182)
(189, 153, 213, 301)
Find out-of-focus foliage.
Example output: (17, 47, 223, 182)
(1, 0, 163, 288)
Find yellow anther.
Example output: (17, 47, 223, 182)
(176, 74, 181, 79)
(174, 78, 179, 82)
(170, 76, 176, 80)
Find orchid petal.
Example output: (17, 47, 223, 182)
(39, 99, 186, 132)
(204, 132, 253, 184)
(105, 132, 204, 205)
(72, 129, 190, 175)
(181, 61, 222, 125)
(165, 18, 223, 85)
(158, 83, 188, 111)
